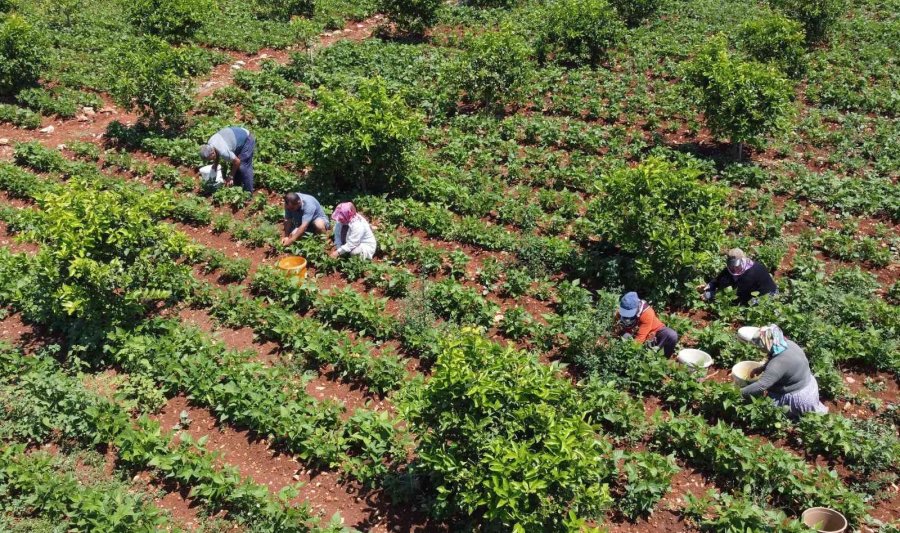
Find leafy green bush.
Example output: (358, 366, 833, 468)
(737, 14, 807, 78)
(127, 0, 214, 42)
(684, 37, 794, 153)
(108, 39, 197, 129)
(16, 87, 104, 118)
(302, 77, 423, 191)
(616, 451, 679, 519)
(16, 180, 194, 349)
(0, 14, 48, 96)
(586, 157, 731, 301)
(447, 28, 535, 113)
(380, 0, 441, 35)
(608, 0, 660, 26)
(254, 0, 314, 20)
(400, 329, 615, 531)
(0, 103, 40, 129)
(533, 0, 625, 67)
(770, 0, 845, 44)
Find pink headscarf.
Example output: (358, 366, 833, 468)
(332, 202, 357, 225)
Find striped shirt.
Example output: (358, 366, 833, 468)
(207, 127, 250, 161)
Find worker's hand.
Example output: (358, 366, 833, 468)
(329, 250, 340, 259)
(280, 237, 292, 247)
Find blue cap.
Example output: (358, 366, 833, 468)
(619, 292, 640, 318)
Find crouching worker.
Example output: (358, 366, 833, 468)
(699, 248, 777, 305)
(200, 126, 256, 193)
(282, 192, 329, 247)
(330, 202, 376, 260)
(741, 324, 828, 419)
(614, 292, 679, 357)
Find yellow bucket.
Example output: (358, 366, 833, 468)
(277, 256, 307, 279)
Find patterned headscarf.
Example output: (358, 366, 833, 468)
(726, 248, 755, 276)
(332, 202, 358, 225)
(752, 324, 788, 356)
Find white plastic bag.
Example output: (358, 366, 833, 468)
(199, 164, 224, 189)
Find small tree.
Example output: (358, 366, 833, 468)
(533, 0, 625, 67)
(447, 27, 535, 113)
(254, 0, 313, 21)
(737, 14, 807, 78)
(302, 77, 424, 192)
(0, 14, 48, 96)
(770, 0, 845, 44)
(684, 37, 794, 158)
(586, 157, 731, 302)
(127, 0, 214, 43)
(380, 0, 441, 36)
(19, 180, 194, 349)
(608, 0, 660, 27)
(108, 39, 195, 130)
(400, 328, 615, 531)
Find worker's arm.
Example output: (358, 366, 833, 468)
(700, 268, 733, 300)
(229, 155, 241, 181)
(740, 359, 783, 397)
(282, 219, 309, 246)
(336, 223, 363, 255)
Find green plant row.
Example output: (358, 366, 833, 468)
(0, 103, 41, 129)
(0, 346, 344, 533)
(197, 279, 405, 394)
(653, 413, 867, 523)
(0, 444, 177, 532)
(106, 316, 408, 486)
(12, 142, 213, 227)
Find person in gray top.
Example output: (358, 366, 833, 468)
(741, 324, 828, 418)
(281, 192, 330, 246)
(199, 126, 256, 193)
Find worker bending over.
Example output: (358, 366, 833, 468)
(700, 248, 777, 305)
(741, 324, 828, 418)
(614, 292, 679, 357)
(282, 192, 329, 247)
(199, 126, 256, 193)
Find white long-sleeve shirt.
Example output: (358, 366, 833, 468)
(333, 216, 377, 259)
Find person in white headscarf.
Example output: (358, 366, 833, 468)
(740, 324, 828, 418)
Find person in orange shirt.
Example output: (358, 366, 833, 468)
(613, 292, 679, 357)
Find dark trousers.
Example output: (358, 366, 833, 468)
(234, 135, 255, 193)
(650, 327, 679, 357)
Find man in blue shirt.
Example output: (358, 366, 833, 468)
(199, 126, 256, 193)
(281, 192, 330, 246)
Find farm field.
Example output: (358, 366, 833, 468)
(0, 0, 897, 531)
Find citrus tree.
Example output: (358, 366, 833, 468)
(0, 14, 48, 96)
(380, 0, 442, 36)
(684, 37, 795, 157)
(127, 0, 214, 43)
(400, 329, 614, 532)
(446, 27, 535, 113)
(302, 77, 424, 192)
(17, 180, 194, 349)
(533, 0, 625, 67)
(737, 14, 807, 78)
(586, 157, 732, 302)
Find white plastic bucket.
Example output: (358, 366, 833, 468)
(801, 507, 847, 533)
(676, 349, 714, 369)
(731, 360, 764, 387)
(737, 326, 760, 344)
